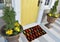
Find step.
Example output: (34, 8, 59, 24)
(38, 34, 55, 42)
(19, 38, 23, 42)
(20, 32, 55, 42)
(49, 28, 60, 39)
(20, 33, 40, 42)
(32, 39, 40, 42)
(40, 24, 60, 42)
(43, 34, 55, 42)
(55, 20, 60, 26)
(20, 33, 28, 42)
(51, 23, 60, 32)
(0, 37, 5, 42)
(57, 18, 60, 22)
(20, 32, 45, 42)
(0, 32, 56, 42)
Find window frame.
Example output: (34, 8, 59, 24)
(44, 0, 56, 9)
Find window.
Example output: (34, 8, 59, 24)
(0, 0, 12, 9)
(44, 0, 52, 9)
(0, 0, 4, 3)
(45, 0, 50, 5)
(0, 0, 4, 9)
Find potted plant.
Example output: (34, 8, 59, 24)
(0, 6, 23, 42)
(45, 0, 59, 28)
(47, 13, 59, 23)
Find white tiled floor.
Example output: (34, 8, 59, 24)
(41, 15, 60, 42)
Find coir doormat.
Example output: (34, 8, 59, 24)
(23, 25, 46, 41)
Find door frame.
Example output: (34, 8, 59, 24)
(12, 0, 45, 30)
(11, 0, 45, 42)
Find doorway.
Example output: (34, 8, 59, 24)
(21, 0, 39, 26)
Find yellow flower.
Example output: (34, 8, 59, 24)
(14, 27, 20, 32)
(6, 29, 13, 35)
(48, 14, 52, 16)
(55, 14, 59, 18)
(15, 22, 20, 27)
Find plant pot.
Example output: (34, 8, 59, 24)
(0, 25, 23, 42)
(47, 15, 57, 23)
(5, 34, 20, 42)
(45, 15, 57, 28)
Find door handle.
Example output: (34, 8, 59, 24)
(38, 0, 42, 7)
(38, 0, 40, 7)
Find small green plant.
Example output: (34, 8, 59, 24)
(50, 0, 59, 14)
(2, 6, 21, 36)
(3, 6, 15, 29)
(48, 0, 59, 18)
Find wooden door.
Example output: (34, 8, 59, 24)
(21, 0, 39, 26)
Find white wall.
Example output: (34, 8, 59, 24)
(12, 0, 21, 24)
(0, 10, 3, 17)
(0, 0, 21, 24)
(57, 0, 60, 13)
(37, 0, 45, 24)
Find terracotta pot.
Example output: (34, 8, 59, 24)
(0, 25, 23, 42)
(5, 34, 20, 42)
(45, 15, 57, 28)
(47, 15, 57, 23)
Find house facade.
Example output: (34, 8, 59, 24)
(0, 0, 60, 42)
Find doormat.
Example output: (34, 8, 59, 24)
(23, 25, 46, 41)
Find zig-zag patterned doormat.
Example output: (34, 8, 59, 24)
(23, 25, 46, 41)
